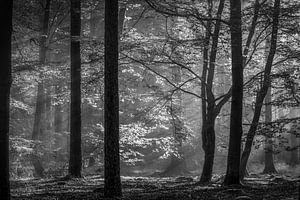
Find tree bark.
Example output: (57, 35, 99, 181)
(104, 0, 122, 197)
(262, 88, 277, 174)
(240, 0, 280, 180)
(31, 0, 51, 178)
(0, 1, 12, 199)
(69, 0, 82, 178)
(199, 0, 211, 182)
(199, 0, 225, 183)
(223, 0, 243, 185)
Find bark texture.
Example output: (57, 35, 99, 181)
(224, 0, 243, 185)
(104, 0, 122, 197)
(69, 0, 82, 178)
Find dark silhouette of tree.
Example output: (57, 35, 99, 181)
(0, 0, 13, 199)
(104, 0, 122, 197)
(199, 0, 225, 183)
(31, 0, 51, 178)
(143, 0, 259, 183)
(223, 0, 243, 185)
(69, 0, 82, 178)
(261, 21, 277, 175)
(240, 0, 280, 179)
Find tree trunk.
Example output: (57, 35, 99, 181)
(31, 0, 51, 178)
(262, 88, 277, 174)
(0, 1, 12, 199)
(54, 85, 63, 133)
(223, 0, 243, 185)
(45, 86, 52, 131)
(69, 0, 82, 178)
(104, 0, 122, 197)
(199, 0, 225, 183)
(288, 109, 299, 167)
(240, 0, 280, 180)
(200, 118, 216, 183)
(199, 0, 211, 183)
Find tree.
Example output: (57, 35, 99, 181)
(104, 0, 122, 197)
(0, 0, 12, 199)
(199, 0, 225, 183)
(240, 0, 280, 179)
(262, 88, 277, 174)
(31, 0, 51, 177)
(69, 0, 82, 178)
(223, 0, 243, 185)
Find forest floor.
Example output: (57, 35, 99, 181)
(11, 174, 299, 200)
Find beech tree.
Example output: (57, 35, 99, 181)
(223, 0, 243, 185)
(104, 0, 122, 197)
(69, 0, 82, 178)
(0, 0, 13, 199)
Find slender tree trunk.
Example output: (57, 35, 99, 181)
(223, 0, 243, 185)
(54, 85, 63, 133)
(199, 0, 211, 182)
(45, 86, 52, 131)
(31, 83, 46, 177)
(240, 0, 280, 180)
(104, 0, 122, 197)
(200, 116, 216, 182)
(263, 88, 277, 174)
(199, 0, 225, 183)
(31, 0, 51, 177)
(0, 1, 12, 199)
(32, 83, 46, 141)
(69, 0, 82, 178)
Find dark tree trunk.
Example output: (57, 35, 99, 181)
(31, 0, 51, 178)
(200, 118, 216, 183)
(104, 0, 122, 197)
(262, 88, 277, 174)
(0, 1, 12, 199)
(240, 0, 280, 180)
(31, 83, 45, 177)
(199, 0, 225, 183)
(223, 0, 243, 185)
(199, 0, 211, 182)
(69, 0, 82, 178)
(32, 83, 46, 141)
(263, 28, 277, 174)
